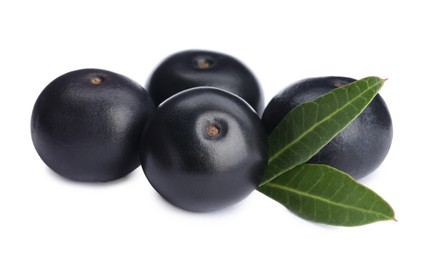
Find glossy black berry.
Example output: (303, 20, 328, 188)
(146, 49, 264, 114)
(140, 87, 267, 212)
(262, 76, 393, 180)
(31, 68, 155, 182)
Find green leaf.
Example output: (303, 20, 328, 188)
(260, 76, 385, 186)
(258, 164, 395, 226)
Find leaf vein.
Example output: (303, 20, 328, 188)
(264, 182, 391, 219)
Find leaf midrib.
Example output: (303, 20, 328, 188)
(263, 181, 392, 220)
(267, 80, 382, 166)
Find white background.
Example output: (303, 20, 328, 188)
(1, 0, 432, 259)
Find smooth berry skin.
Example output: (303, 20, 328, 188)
(140, 87, 267, 212)
(146, 49, 264, 114)
(31, 68, 155, 182)
(262, 76, 393, 180)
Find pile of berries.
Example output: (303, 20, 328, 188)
(31, 50, 392, 212)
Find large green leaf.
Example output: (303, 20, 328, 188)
(258, 164, 395, 226)
(260, 76, 385, 186)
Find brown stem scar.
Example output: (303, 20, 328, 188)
(91, 77, 102, 85)
(206, 124, 220, 137)
(194, 56, 215, 69)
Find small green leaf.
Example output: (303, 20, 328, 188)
(260, 76, 385, 186)
(258, 164, 395, 226)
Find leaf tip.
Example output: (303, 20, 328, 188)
(382, 78, 389, 82)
